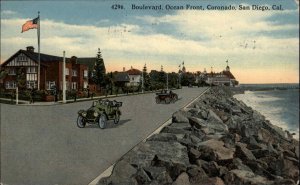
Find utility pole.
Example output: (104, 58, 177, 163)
(16, 87, 18, 105)
(62, 51, 66, 103)
(142, 69, 144, 93)
(166, 72, 169, 90)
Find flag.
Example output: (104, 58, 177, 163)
(21, 17, 39, 33)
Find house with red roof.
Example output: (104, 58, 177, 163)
(126, 66, 142, 87)
(0, 46, 95, 92)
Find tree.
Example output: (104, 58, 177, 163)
(16, 67, 26, 90)
(142, 64, 151, 91)
(92, 48, 106, 88)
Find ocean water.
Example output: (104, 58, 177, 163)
(234, 88, 299, 140)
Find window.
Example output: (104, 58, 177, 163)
(84, 70, 88, 77)
(27, 67, 37, 73)
(26, 74, 37, 81)
(5, 81, 17, 89)
(83, 81, 88, 88)
(26, 81, 37, 89)
(66, 81, 70, 90)
(72, 69, 77, 77)
(72, 82, 77, 90)
(8, 68, 16, 75)
(46, 81, 56, 90)
(18, 55, 27, 62)
(65, 68, 69, 76)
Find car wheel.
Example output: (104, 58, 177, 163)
(165, 97, 170, 104)
(114, 112, 120, 124)
(77, 116, 86, 128)
(173, 95, 178, 103)
(155, 97, 160, 104)
(98, 114, 107, 129)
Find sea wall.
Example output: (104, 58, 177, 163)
(97, 87, 299, 185)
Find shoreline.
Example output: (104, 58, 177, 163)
(233, 89, 299, 140)
(97, 87, 299, 185)
(230, 85, 299, 95)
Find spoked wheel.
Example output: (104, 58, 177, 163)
(165, 97, 171, 104)
(98, 114, 107, 129)
(156, 97, 160, 104)
(114, 112, 120, 124)
(77, 116, 86, 128)
(172, 95, 178, 103)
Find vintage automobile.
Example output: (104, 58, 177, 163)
(155, 90, 178, 104)
(77, 99, 122, 129)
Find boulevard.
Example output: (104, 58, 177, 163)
(1, 87, 207, 185)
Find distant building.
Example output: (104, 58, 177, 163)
(126, 66, 142, 87)
(0, 46, 95, 91)
(113, 71, 130, 87)
(205, 63, 239, 86)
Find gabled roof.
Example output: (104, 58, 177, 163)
(22, 50, 63, 62)
(1, 49, 97, 70)
(222, 71, 236, 79)
(114, 72, 130, 82)
(1, 49, 64, 67)
(76, 57, 97, 70)
(127, 68, 142, 75)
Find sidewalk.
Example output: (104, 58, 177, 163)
(0, 89, 178, 106)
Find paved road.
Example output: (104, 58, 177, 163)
(1, 87, 208, 185)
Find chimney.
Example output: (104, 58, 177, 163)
(123, 67, 125, 72)
(26, 46, 35, 52)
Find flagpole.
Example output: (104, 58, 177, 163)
(37, 11, 40, 90)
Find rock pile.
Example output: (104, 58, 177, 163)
(98, 87, 299, 185)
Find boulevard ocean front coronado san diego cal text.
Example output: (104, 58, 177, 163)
(131, 3, 283, 11)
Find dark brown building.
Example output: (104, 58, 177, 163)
(0, 46, 95, 92)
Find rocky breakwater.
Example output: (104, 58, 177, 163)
(97, 87, 299, 185)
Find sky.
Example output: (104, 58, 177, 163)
(0, 0, 299, 84)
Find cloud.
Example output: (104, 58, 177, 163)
(1, 8, 299, 83)
(1, 10, 17, 16)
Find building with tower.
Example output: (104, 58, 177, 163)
(204, 60, 239, 86)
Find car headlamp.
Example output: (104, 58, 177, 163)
(93, 112, 99, 117)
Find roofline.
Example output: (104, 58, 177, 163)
(1, 50, 64, 67)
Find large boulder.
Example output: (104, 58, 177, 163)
(187, 166, 209, 185)
(147, 133, 178, 142)
(224, 169, 273, 185)
(98, 160, 138, 185)
(198, 139, 235, 161)
(143, 166, 173, 184)
(228, 158, 253, 172)
(161, 125, 192, 135)
(172, 110, 190, 123)
(123, 141, 190, 170)
(172, 172, 190, 185)
(207, 109, 224, 124)
(189, 116, 228, 134)
(235, 142, 256, 161)
(196, 177, 225, 185)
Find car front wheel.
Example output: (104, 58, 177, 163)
(98, 114, 107, 129)
(114, 112, 120, 124)
(77, 116, 86, 128)
(155, 97, 160, 104)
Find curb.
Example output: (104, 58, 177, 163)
(1, 88, 181, 106)
(87, 87, 210, 185)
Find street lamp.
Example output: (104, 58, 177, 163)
(178, 64, 181, 89)
(166, 72, 168, 90)
(142, 69, 144, 93)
